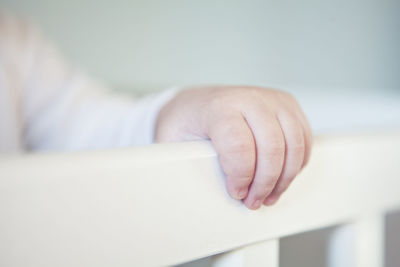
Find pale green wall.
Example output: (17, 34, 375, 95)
(2, 0, 399, 93)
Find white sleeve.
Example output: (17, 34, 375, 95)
(15, 19, 177, 151)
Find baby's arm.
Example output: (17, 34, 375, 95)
(0, 13, 175, 151)
(156, 86, 313, 209)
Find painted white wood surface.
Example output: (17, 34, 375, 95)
(328, 214, 385, 267)
(328, 224, 357, 267)
(354, 214, 385, 267)
(211, 239, 279, 267)
(0, 133, 399, 266)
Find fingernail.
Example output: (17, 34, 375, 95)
(237, 188, 248, 199)
(252, 200, 262, 209)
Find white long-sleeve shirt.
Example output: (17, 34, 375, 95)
(0, 12, 176, 153)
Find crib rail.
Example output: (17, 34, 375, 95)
(0, 133, 399, 266)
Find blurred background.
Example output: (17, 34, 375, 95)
(2, 0, 399, 134)
(2, 0, 399, 266)
(2, 0, 399, 91)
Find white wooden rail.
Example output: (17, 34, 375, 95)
(0, 133, 399, 266)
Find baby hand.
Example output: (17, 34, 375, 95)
(155, 86, 312, 209)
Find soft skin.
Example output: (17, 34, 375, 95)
(155, 86, 313, 210)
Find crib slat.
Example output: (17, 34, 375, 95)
(211, 239, 279, 267)
(328, 214, 385, 267)
(354, 214, 384, 267)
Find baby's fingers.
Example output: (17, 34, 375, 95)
(242, 106, 285, 210)
(264, 111, 305, 205)
(208, 114, 256, 200)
